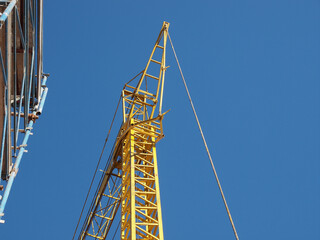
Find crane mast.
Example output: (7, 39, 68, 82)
(78, 22, 169, 240)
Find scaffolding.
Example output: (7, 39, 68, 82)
(0, 0, 48, 222)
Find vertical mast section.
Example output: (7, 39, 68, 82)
(78, 21, 169, 240)
(121, 21, 169, 240)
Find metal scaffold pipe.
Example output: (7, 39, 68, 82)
(0, 0, 17, 27)
(0, 0, 49, 222)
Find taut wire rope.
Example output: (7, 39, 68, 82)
(72, 94, 122, 240)
(111, 220, 121, 240)
(168, 32, 240, 240)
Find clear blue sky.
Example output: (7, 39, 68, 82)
(1, 0, 320, 239)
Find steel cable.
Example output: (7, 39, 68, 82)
(72, 94, 122, 240)
(111, 220, 121, 240)
(168, 32, 240, 240)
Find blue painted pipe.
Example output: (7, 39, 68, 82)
(0, 75, 48, 221)
(36, 75, 48, 115)
(41, 75, 47, 87)
(27, 49, 35, 115)
(37, 87, 48, 115)
(0, 0, 17, 27)
(0, 111, 7, 183)
(0, 120, 33, 217)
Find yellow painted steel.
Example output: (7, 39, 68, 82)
(79, 22, 169, 240)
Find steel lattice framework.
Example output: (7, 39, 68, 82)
(0, 0, 48, 222)
(77, 22, 169, 240)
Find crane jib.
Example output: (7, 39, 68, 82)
(77, 22, 170, 240)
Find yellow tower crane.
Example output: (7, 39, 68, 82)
(76, 21, 169, 240)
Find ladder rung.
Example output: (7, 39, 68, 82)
(145, 73, 159, 80)
(125, 85, 156, 97)
(11, 129, 25, 133)
(94, 213, 112, 220)
(150, 59, 161, 65)
(86, 233, 104, 240)
(11, 112, 24, 117)
(136, 206, 157, 210)
(11, 144, 27, 150)
(102, 194, 120, 200)
(156, 45, 164, 49)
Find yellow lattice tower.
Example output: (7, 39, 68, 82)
(121, 21, 169, 240)
(78, 21, 169, 240)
